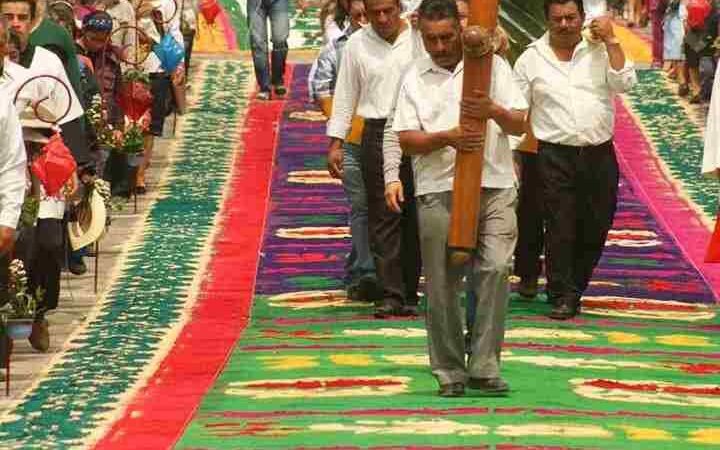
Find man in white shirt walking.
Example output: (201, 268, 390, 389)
(311, 0, 379, 301)
(326, 0, 423, 317)
(514, 0, 636, 320)
(0, 29, 27, 258)
(0, 19, 28, 368)
(394, 0, 527, 396)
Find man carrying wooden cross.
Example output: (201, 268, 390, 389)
(393, 0, 527, 397)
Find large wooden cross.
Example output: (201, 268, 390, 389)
(448, 0, 500, 265)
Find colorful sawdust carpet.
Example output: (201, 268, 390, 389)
(173, 66, 720, 449)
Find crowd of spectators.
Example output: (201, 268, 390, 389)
(613, 0, 720, 103)
(0, 0, 197, 364)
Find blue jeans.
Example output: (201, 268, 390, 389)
(247, 0, 289, 92)
(343, 143, 375, 283)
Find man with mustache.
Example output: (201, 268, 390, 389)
(326, 0, 423, 318)
(393, 0, 527, 396)
(514, 0, 636, 320)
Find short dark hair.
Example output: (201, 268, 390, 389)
(362, 0, 402, 8)
(543, 0, 584, 18)
(417, 0, 459, 22)
(0, 0, 38, 19)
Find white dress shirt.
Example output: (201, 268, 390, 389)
(326, 22, 425, 140)
(393, 56, 528, 196)
(0, 94, 27, 229)
(2, 58, 72, 220)
(513, 32, 637, 147)
(702, 63, 720, 177)
(7, 48, 85, 125)
(0, 59, 41, 111)
(105, 0, 138, 55)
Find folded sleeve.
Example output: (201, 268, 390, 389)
(326, 40, 360, 140)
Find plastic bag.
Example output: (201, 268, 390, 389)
(117, 80, 153, 121)
(153, 33, 185, 73)
(31, 133, 77, 197)
(199, 0, 221, 24)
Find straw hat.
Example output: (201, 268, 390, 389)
(19, 102, 61, 132)
(67, 188, 107, 250)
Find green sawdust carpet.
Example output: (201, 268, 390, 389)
(175, 66, 720, 450)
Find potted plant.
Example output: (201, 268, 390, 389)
(0, 260, 38, 340)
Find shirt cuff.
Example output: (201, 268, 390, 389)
(384, 166, 400, 185)
(326, 120, 350, 140)
(608, 58, 634, 75)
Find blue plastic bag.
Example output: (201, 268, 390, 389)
(153, 33, 184, 73)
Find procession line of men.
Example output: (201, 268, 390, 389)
(315, 0, 636, 396)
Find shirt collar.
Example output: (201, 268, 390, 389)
(366, 20, 412, 47)
(419, 56, 464, 77)
(531, 31, 593, 68)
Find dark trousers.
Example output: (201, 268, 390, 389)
(537, 140, 619, 305)
(360, 119, 421, 307)
(104, 149, 131, 197)
(0, 254, 9, 368)
(16, 219, 64, 317)
(514, 151, 544, 282)
(183, 31, 195, 73)
(150, 74, 172, 136)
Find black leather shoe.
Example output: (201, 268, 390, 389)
(517, 278, 538, 298)
(374, 304, 396, 318)
(467, 377, 509, 394)
(548, 299, 579, 320)
(438, 382, 465, 397)
(68, 260, 87, 275)
(358, 275, 382, 302)
(396, 304, 418, 316)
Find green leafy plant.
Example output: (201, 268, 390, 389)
(19, 196, 39, 228)
(121, 120, 145, 154)
(122, 69, 150, 86)
(0, 259, 38, 320)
